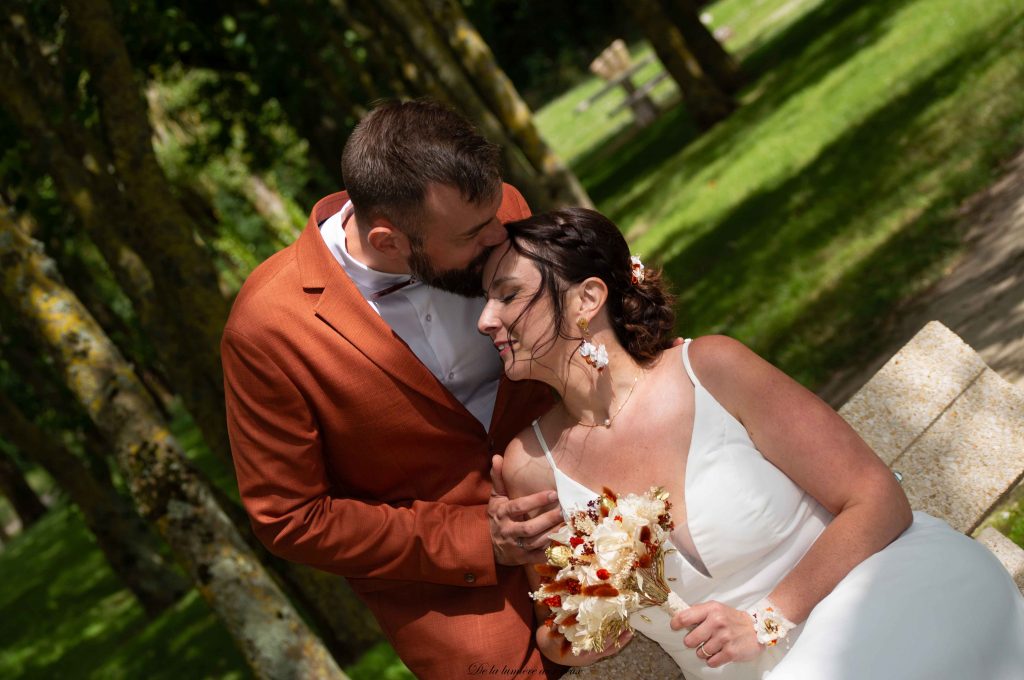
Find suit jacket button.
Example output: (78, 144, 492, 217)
(463, 572, 476, 583)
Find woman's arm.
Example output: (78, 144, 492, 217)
(672, 335, 912, 667)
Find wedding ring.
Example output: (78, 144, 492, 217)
(516, 537, 525, 550)
(697, 641, 711, 659)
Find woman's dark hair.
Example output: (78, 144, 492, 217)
(502, 208, 675, 364)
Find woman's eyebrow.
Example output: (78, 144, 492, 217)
(485, 275, 515, 293)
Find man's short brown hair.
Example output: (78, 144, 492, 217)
(341, 99, 502, 241)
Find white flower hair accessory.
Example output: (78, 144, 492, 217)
(630, 255, 645, 285)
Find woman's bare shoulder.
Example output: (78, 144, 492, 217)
(502, 421, 557, 500)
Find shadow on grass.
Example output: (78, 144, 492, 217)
(0, 504, 248, 680)
(646, 17, 1023, 386)
(573, 0, 922, 213)
(574, 105, 700, 204)
(741, 0, 917, 85)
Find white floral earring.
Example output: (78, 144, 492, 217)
(576, 317, 608, 372)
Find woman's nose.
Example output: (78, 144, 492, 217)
(477, 303, 498, 336)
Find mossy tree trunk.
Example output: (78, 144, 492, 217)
(0, 9, 232, 468)
(329, 0, 414, 100)
(0, 390, 190, 616)
(62, 0, 233, 465)
(2, 13, 383, 664)
(629, 0, 735, 130)
(0, 447, 47, 530)
(373, 0, 579, 210)
(422, 0, 593, 208)
(0, 213, 348, 679)
(662, 0, 743, 94)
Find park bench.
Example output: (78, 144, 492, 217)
(574, 39, 670, 128)
(578, 320, 1024, 678)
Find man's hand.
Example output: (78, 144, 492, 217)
(489, 454, 563, 565)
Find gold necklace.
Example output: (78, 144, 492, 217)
(574, 374, 641, 429)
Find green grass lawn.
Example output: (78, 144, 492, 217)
(4, 0, 1024, 676)
(0, 406, 414, 679)
(536, 0, 1024, 389)
(0, 503, 249, 679)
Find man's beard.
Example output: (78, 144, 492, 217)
(408, 244, 493, 297)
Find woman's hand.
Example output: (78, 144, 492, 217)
(671, 601, 762, 668)
(537, 625, 633, 666)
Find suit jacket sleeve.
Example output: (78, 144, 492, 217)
(222, 328, 498, 588)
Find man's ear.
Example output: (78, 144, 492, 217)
(575, 277, 609, 321)
(366, 218, 413, 259)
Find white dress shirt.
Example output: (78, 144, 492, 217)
(320, 202, 502, 428)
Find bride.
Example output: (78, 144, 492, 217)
(478, 207, 1024, 679)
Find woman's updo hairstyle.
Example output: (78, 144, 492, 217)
(503, 208, 675, 364)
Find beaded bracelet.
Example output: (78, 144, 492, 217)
(747, 598, 796, 647)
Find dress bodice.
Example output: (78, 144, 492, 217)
(534, 340, 832, 678)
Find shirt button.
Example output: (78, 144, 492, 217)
(447, 370, 455, 380)
(463, 573, 476, 583)
(425, 314, 432, 322)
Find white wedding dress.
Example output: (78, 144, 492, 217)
(533, 340, 1024, 679)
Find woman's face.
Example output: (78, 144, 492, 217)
(477, 241, 566, 382)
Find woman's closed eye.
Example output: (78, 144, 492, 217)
(486, 288, 519, 304)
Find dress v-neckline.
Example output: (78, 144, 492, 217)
(534, 346, 713, 581)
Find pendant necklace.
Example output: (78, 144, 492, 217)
(575, 374, 641, 429)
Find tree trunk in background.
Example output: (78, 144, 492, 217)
(0, 16, 231, 468)
(4, 10, 383, 662)
(628, 0, 734, 129)
(0, 214, 348, 680)
(35, 221, 176, 420)
(330, 0, 415, 100)
(0, 390, 190, 616)
(344, 0, 549, 224)
(243, 175, 302, 247)
(4, 287, 381, 661)
(373, 0, 573, 210)
(62, 0, 233, 467)
(208, 483, 384, 664)
(0, 448, 47, 530)
(662, 0, 743, 94)
(423, 0, 593, 208)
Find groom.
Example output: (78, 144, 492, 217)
(222, 100, 565, 679)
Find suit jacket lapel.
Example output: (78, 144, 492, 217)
(298, 193, 468, 415)
(489, 376, 516, 435)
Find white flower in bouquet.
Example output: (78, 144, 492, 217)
(531, 487, 685, 656)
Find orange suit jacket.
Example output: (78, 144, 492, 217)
(222, 185, 561, 679)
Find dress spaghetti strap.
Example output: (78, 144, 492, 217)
(531, 419, 558, 469)
(681, 338, 703, 389)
